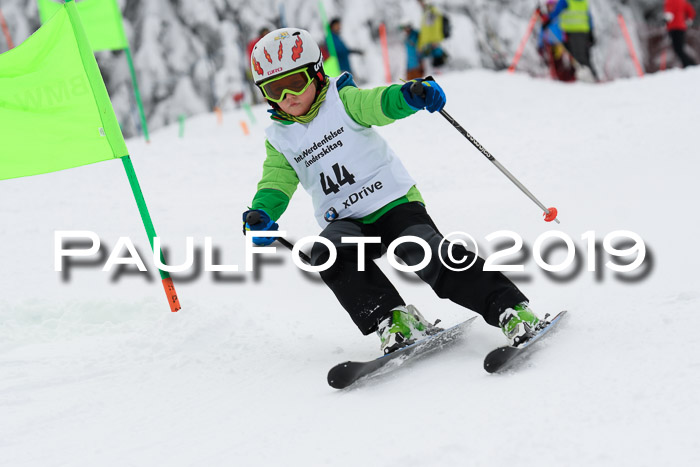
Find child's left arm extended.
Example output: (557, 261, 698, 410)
(338, 84, 416, 127)
(339, 79, 445, 127)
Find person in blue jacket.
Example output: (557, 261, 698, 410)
(402, 23, 424, 80)
(538, 0, 575, 81)
(542, 0, 598, 80)
(329, 18, 363, 75)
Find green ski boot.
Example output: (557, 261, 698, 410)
(376, 305, 432, 354)
(499, 302, 543, 347)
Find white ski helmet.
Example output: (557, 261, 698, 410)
(250, 28, 324, 86)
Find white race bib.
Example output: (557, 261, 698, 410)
(266, 77, 416, 226)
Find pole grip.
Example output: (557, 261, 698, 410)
(244, 211, 310, 261)
(245, 211, 261, 225)
(409, 75, 435, 99)
(410, 81, 425, 98)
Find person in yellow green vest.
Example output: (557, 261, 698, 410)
(543, 0, 599, 81)
(417, 0, 447, 69)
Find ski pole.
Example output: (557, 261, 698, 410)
(410, 79, 559, 224)
(245, 211, 312, 264)
(276, 236, 311, 265)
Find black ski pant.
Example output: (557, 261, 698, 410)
(565, 32, 599, 80)
(310, 202, 528, 335)
(669, 30, 697, 68)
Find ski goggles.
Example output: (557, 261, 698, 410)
(259, 68, 314, 103)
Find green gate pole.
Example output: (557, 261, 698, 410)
(242, 102, 256, 124)
(124, 47, 150, 142)
(317, 0, 341, 76)
(178, 114, 185, 138)
(121, 155, 181, 311)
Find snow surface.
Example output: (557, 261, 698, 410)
(1, 68, 700, 466)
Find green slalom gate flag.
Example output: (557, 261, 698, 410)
(0, 1, 127, 180)
(0, 1, 181, 312)
(37, 0, 151, 142)
(37, 0, 127, 51)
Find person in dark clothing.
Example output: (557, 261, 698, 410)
(329, 18, 363, 75)
(402, 24, 424, 80)
(664, 0, 697, 68)
(417, 0, 448, 69)
(543, 0, 598, 81)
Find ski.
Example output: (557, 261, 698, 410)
(328, 317, 477, 389)
(483, 310, 567, 373)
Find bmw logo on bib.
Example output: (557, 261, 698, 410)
(324, 207, 339, 222)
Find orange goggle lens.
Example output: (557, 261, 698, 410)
(260, 70, 313, 103)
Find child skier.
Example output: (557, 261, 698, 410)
(242, 28, 545, 354)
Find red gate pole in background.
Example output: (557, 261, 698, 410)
(508, 10, 540, 73)
(617, 14, 644, 77)
(378, 23, 392, 83)
(660, 49, 667, 71)
(0, 8, 15, 49)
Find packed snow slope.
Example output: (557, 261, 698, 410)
(1, 68, 699, 467)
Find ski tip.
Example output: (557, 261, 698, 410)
(327, 317, 480, 388)
(549, 309, 568, 322)
(483, 310, 568, 373)
(483, 347, 515, 374)
(327, 378, 345, 389)
(327, 362, 353, 389)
